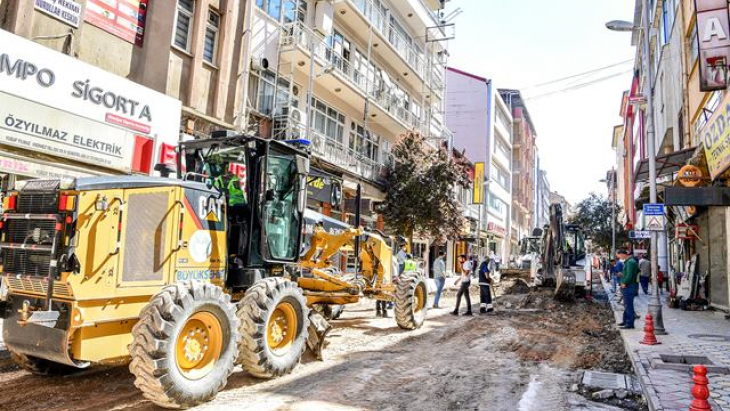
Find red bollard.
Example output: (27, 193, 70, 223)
(690, 365, 712, 411)
(640, 314, 661, 345)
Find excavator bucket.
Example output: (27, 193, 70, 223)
(554, 268, 576, 301)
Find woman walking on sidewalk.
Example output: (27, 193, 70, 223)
(451, 254, 473, 316)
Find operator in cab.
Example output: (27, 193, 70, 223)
(208, 155, 246, 207)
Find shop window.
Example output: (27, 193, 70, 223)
(491, 164, 509, 190)
(689, 23, 698, 66)
(173, 0, 195, 51)
(203, 9, 220, 63)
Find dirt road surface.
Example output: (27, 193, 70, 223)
(0, 282, 640, 411)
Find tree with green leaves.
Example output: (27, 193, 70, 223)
(382, 131, 471, 245)
(569, 193, 629, 254)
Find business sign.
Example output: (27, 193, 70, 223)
(34, 0, 82, 28)
(700, 91, 730, 179)
(695, 0, 730, 91)
(0, 29, 181, 173)
(487, 222, 506, 236)
(84, 0, 149, 46)
(0, 151, 93, 180)
(473, 162, 484, 204)
(307, 168, 342, 206)
(629, 230, 651, 240)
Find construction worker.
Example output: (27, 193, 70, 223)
(403, 253, 417, 273)
(396, 244, 407, 274)
(208, 156, 246, 207)
(478, 257, 494, 313)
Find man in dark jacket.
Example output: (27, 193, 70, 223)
(618, 249, 640, 329)
(478, 258, 494, 313)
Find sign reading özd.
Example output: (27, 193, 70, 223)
(700, 91, 730, 179)
(695, 0, 730, 91)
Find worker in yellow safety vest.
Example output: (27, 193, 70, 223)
(403, 254, 418, 273)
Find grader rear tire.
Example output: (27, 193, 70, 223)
(129, 281, 239, 409)
(237, 277, 309, 378)
(10, 351, 78, 376)
(395, 273, 429, 330)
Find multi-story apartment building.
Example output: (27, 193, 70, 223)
(241, 0, 452, 233)
(445, 67, 514, 261)
(499, 89, 537, 253)
(549, 191, 572, 220)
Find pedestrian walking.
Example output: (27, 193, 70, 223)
(478, 257, 494, 313)
(617, 250, 640, 329)
(494, 253, 502, 272)
(638, 254, 651, 295)
(610, 258, 624, 294)
(451, 254, 473, 316)
(432, 251, 446, 308)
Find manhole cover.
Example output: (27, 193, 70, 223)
(650, 353, 730, 374)
(688, 334, 730, 342)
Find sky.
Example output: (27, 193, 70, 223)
(446, 0, 636, 205)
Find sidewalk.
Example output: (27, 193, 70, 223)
(601, 275, 730, 411)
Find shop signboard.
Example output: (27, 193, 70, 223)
(487, 222, 506, 237)
(473, 162, 484, 204)
(0, 152, 93, 180)
(629, 230, 651, 239)
(307, 168, 342, 206)
(34, 0, 82, 28)
(84, 0, 149, 46)
(700, 91, 730, 179)
(695, 0, 730, 91)
(0, 29, 181, 173)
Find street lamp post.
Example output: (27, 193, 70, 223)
(606, 0, 666, 334)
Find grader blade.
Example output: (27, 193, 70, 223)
(306, 311, 332, 361)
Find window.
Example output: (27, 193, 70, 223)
(257, 0, 300, 23)
(349, 122, 380, 161)
(203, 9, 220, 63)
(174, 0, 194, 51)
(488, 192, 507, 216)
(694, 91, 722, 136)
(248, 70, 290, 115)
(497, 107, 511, 131)
(326, 30, 351, 73)
(491, 165, 509, 190)
(494, 136, 511, 162)
(311, 97, 345, 143)
(660, 0, 677, 45)
(690, 23, 698, 66)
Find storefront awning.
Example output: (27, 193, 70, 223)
(633, 147, 696, 183)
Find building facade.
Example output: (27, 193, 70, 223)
(534, 165, 551, 230)
(500, 89, 537, 255)
(612, 0, 730, 310)
(445, 67, 514, 262)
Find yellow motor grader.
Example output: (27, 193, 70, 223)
(0, 132, 427, 409)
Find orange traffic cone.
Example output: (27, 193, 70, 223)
(690, 365, 712, 411)
(640, 314, 661, 345)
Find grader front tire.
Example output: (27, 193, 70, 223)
(395, 274, 429, 330)
(237, 278, 309, 378)
(129, 281, 239, 409)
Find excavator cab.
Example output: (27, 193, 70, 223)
(178, 133, 310, 289)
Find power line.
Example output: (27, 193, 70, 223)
(520, 59, 633, 90)
(523, 69, 632, 101)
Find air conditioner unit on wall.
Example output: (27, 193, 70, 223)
(289, 108, 307, 140)
(314, 0, 334, 36)
(251, 56, 269, 71)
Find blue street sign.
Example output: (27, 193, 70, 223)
(643, 203, 665, 216)
(629, 230, 651, 239)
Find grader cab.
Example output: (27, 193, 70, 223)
(0, 132, 428, 409)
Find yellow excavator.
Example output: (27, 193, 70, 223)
(0, 131, 427, 409)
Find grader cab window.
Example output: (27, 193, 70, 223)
(263, 153, 301, 261)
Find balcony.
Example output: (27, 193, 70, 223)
(335, 0, 440, 94)
(280, 22, 421, 134)
(272, 113, 382, 182)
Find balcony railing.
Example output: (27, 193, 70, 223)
(281, 22, 421, 130)
(349, 0, 426, 78)
(310, 130, 381, 181)
(272, 111, 382, 181)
